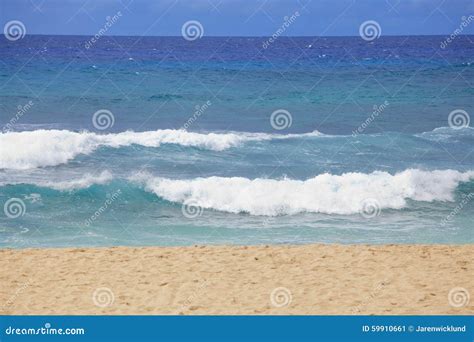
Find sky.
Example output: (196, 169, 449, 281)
(1, 0, 474, 37)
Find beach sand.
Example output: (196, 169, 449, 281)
(0, 244, 472, 315)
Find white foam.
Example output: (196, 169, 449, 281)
(1, 130, 97, 170)
(0, 129, 324, 170)
(416, 126, 474, 142)
(134, 169, 474, 216)
(0, 171, 113, 191)
(42, 171, 113, 191)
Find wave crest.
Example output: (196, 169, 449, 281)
(2, 169, 472, 216)
(416, 126, 474, 142)
(134, 169, 474, 216)
(0, 171, 113, 191)
(0, 129, 323, 170)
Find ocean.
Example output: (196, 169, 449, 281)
(0, 35, 473, 247)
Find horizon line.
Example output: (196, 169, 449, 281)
(13, 33, 473, 38)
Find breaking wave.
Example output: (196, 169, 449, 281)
(0, 129, 324, 170)
(133, 169, 474, 216)
(415, 126, 474, 142)
(0, 171, 113, 191)
(2, 169, 472, 216)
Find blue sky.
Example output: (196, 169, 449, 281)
(2, 0, 474, 36)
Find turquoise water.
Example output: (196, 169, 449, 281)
(0, 35, 473, 247)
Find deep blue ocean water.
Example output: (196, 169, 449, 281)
(0, 35, 473, 247)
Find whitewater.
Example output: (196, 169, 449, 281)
(0, 129, 325, 169)
(1, 35, 473, 247)
(1, 127, 472, 170)
(2, 168, 473, 216)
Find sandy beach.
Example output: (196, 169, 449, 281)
(0, 244, 472, 315)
